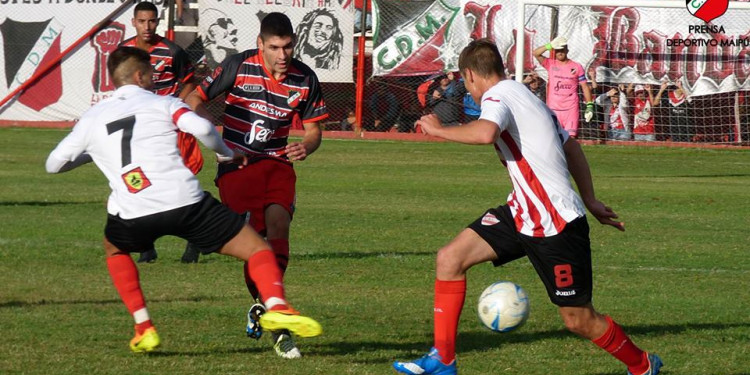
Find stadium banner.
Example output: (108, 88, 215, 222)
(0, 2, 136, 123)
(372, 1, 750, 97)
(198, 0, 354, 83)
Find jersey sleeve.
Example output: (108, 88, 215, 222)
(173, 48, 195, 84)
(300, 70, 328, 123)
(169, 98, 234, 159)
(541, 57, 552, 70)
(479, 95, 512, 132)
(197, 54, 242, 101)
(45, 118, 92, 173)
(576, 63, 587, 83)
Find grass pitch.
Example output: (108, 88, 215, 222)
(1, 127, 748, 375)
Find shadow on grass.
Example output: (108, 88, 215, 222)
(0, 294, 230, 309)
(315, 321, 750, 365)
(296, 251, 435, 260)
(0, 200, 100, 206)
(141, 346, 267, 357)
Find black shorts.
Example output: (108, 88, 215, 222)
(105, 192, 245, 255)
(468, 205, 592, 307)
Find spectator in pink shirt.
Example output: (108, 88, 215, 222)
(533, 36, 593, 138)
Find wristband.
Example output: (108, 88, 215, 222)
(545, 43, 553, 51)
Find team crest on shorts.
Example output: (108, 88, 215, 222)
(481, 212, 500, 226)
(121, 167, 152, 194)
(287, 90, 301, 109)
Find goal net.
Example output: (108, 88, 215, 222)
(515, 0, 750, 144)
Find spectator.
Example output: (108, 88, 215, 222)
(654, 81, 693, 142)
(398, 98, 422, 133)
(354, 0, 372, 33)
(626, 83, 657, 142)
(595, 85, 630, 140)
(428, 72, 464, 126)
(523, 72, 546, 102)
(460, 77, 480, 122)
(369, 85, 400, 132)
(533, 36, 594, 138)
(340, 109, 358, 131)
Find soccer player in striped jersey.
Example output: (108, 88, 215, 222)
(45, 46, 321, 353)
(393, 39, 662, 375)
(185, 12, 328, 359)
(120, 1, 202, 263)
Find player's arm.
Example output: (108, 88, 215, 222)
(45, 120, 93, 173)
(532, 45, 548, 65)
(417, 114, 498, 144)
(172, 101, 240, 164)
(287, 121, 322, 161)
(563, 138, 624, 231)
(178, 82, 197, 100)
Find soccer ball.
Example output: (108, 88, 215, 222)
(477, 281, 529, 332)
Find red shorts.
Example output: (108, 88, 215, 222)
(217, 159, 296, 234)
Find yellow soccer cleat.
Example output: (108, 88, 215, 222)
(259, 310, 322, 338)
(129, 327, 161, 353)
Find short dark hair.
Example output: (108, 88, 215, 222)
(260, 12, 294, 40)
(134, 1, 158, 17)
(107, 46, 152, 86)
(458, 38, 504, 78)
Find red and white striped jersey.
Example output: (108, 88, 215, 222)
(197, 49, 328, 165)
(480, 79, 585, 237)
(120, 36, 194, 97)
(46, 85, 230, 219)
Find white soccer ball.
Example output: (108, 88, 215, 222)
(477, 281, 529, 332)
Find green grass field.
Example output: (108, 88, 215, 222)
(1, 127, 748, 375)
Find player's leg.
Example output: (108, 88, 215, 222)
(137, 248, 158, 263)
(103, 217, 160, 353)
(393, 228, 497, 375)
(217, 225, 322, 338)
(522, 216, 662, 375)
(557, 107, 579, 138)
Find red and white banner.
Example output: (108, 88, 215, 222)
(0, 3, 135, 123)
(373, 1, 750, 97)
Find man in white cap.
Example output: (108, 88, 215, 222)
(533, 36, 593, 138)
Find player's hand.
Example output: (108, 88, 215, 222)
(584, 102, 594, 123)
(285, 142, 308, 161)
(585, 199, 625, 231)
(217, 151, 248, 167)
(415, 114, 443, 136)
(549, 36, 567, 49)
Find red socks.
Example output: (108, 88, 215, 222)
(246, 250, 288, 311)
(244, 239, 290, 301)
(593, 315, 649, 375)
(106, 254, 151, 333)
(433, 279, 466, 364)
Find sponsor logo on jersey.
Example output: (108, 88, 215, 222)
(555, 290, 576, 296)
(205, 66, 223, 84)
(244, 119, 274, 144)
(121, 167, 152, 193)
(287, 90, 301, 109)
(241, 84, 264, 93)
(481, 212, 500, 226)
(249, 101, 287, 118)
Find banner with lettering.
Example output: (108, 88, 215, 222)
(0, 2, 138, 122)
(198, 0, 354, 83)
(372, 1, 750, 96)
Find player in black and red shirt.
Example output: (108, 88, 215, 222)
(185, 12, 327, 359)
(120, 2, 203, 263)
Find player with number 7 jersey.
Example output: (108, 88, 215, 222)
(45, 47, 322, 353)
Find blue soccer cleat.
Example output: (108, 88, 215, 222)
(246, 303, 266, 339)
(627, 353, 663, 375)
(393, 347, 457, 375)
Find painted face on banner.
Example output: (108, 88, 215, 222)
(309, 14, 334, 51)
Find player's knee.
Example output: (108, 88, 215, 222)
(559, 307, 597, 337)
(265, 218, 290, 238)
(436, 246, 466, 276)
